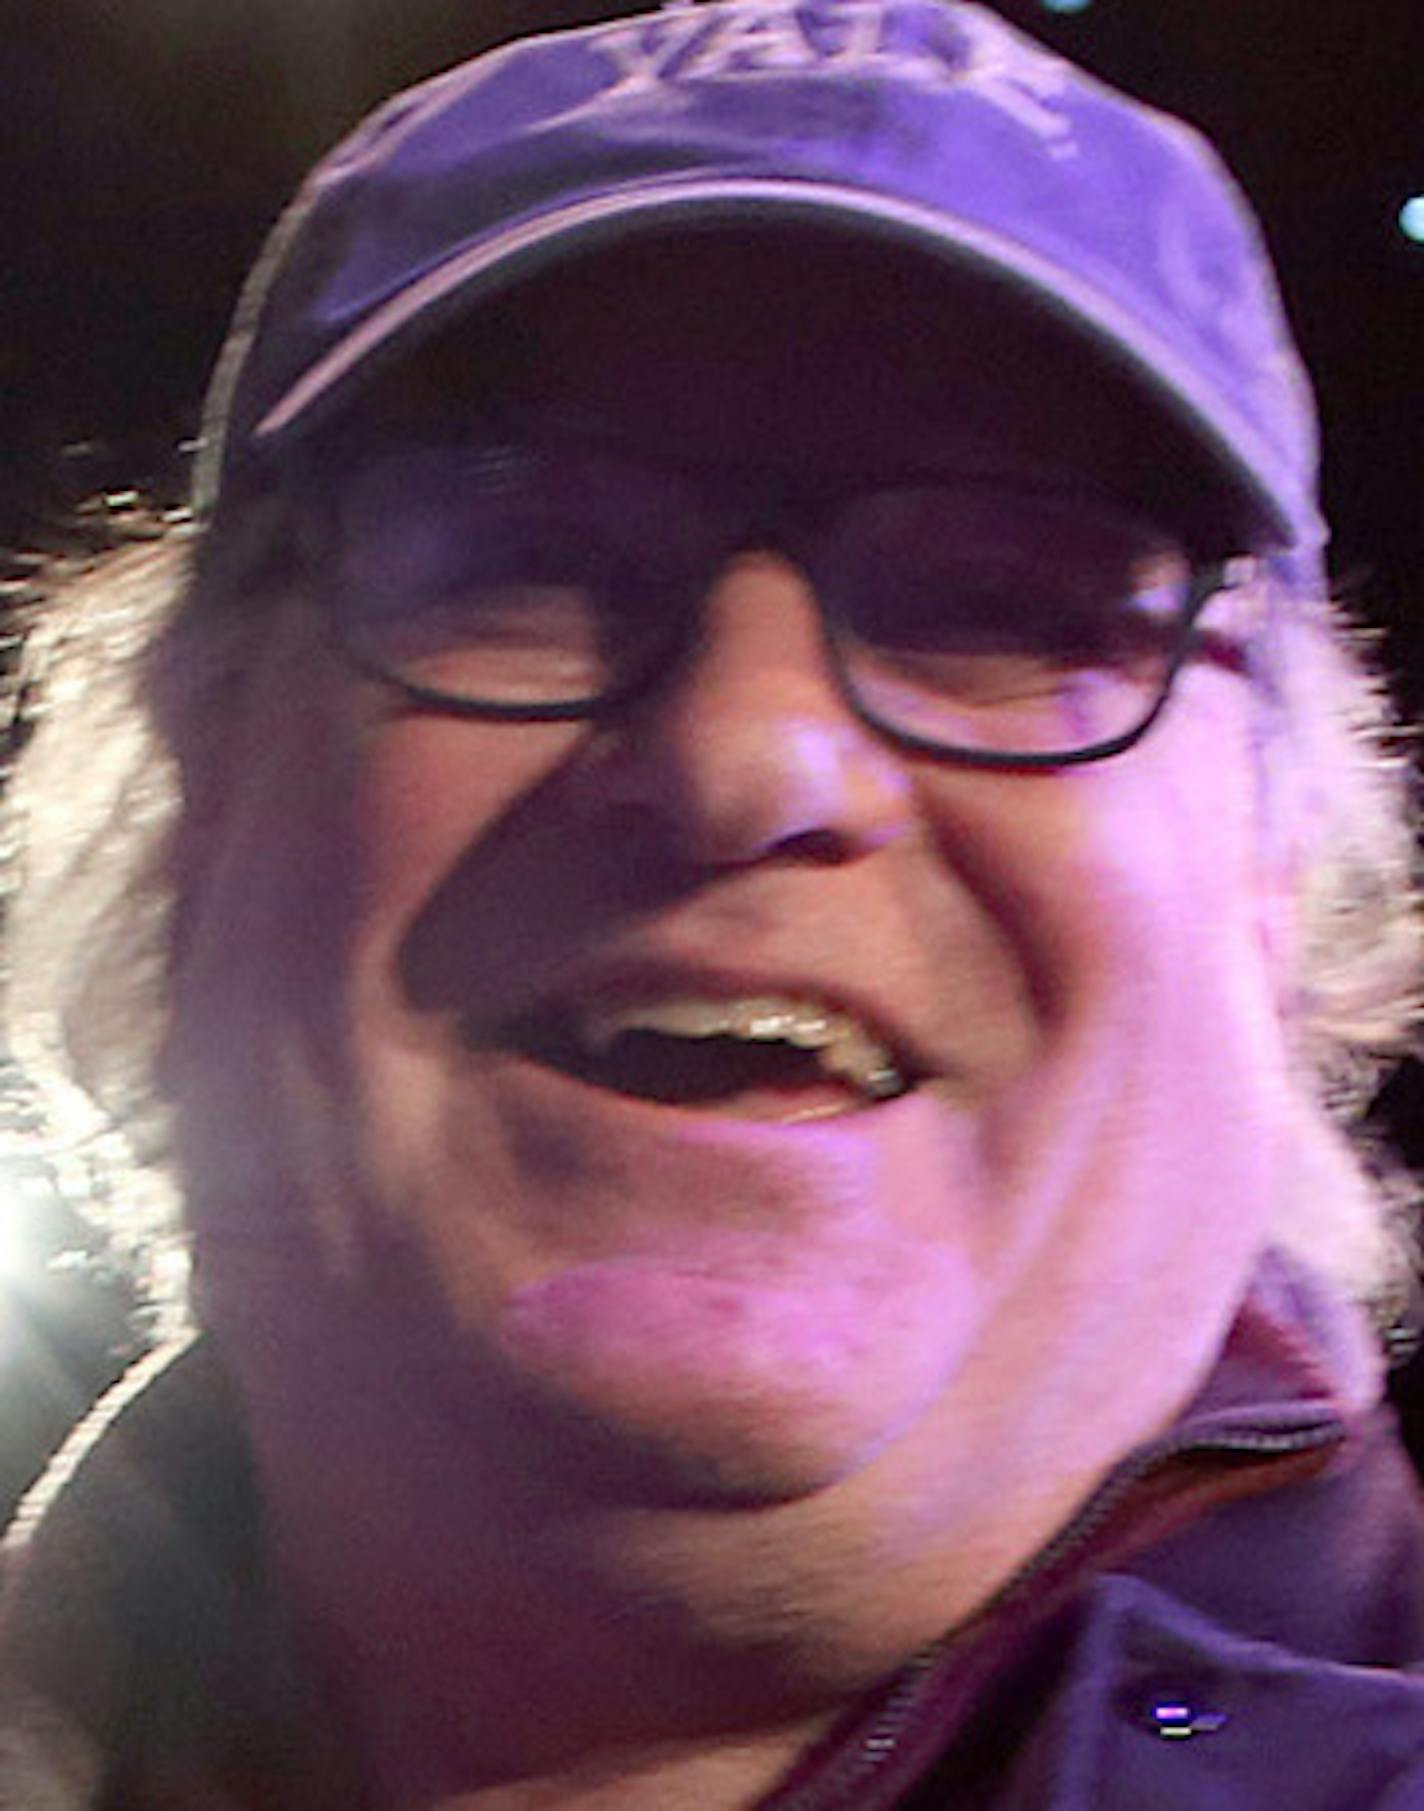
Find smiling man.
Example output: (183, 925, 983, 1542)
(3, 3, 1424, 1808)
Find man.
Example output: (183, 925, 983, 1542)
(2, 1, 1423, 1805)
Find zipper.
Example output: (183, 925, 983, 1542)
(764, 1412, 1345, 1810)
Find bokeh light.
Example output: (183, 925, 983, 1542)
(0, 1162, 61, 1287)
(1400, 196, 1424, 245)
(1041, 0, 1095, 13)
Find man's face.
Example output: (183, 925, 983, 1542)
(181, 236, 1295, 1506)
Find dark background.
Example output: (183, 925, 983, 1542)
(0, 0, 1421, 1513)
(2, 0, 1422, 621)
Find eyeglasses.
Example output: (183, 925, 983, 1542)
(314, 422, 1243, 769)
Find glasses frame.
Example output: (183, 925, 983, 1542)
(332, 554, 1233, 771)
(307, 428, 1240, 770)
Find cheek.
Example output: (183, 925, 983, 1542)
(166, 650, 371, 1240)
(910, 677, 1283, 1216)
(918, 678, 1268, 1031)
(1096, 675, 1268, 974)
(905, 687, 1290, 1412)
(341, 719, 595, 1225)
(1009, 684, 1285, 1225)
(351, 718, 586, 965)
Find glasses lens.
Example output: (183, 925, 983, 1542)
(325, 438, 1198, 757)
(824, 488, 1194, 757)
(329, 439, 699, 707)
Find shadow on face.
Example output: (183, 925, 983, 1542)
(338, 221, 1251, 556)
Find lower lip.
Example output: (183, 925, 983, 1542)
(476, 1056, 980, 1307)
(487, 1051, 930, 1142)
(495, 1053, 910, 1126)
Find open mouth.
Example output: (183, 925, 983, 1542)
(498, 995, 916, 1118)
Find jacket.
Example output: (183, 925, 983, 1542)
(4, 1249, 1424, 1808)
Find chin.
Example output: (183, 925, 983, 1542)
(493, 1371, 912, 1510)
(484, 1254, 974, 1508)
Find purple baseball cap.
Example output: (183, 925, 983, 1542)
(196, 0, 1326, 572)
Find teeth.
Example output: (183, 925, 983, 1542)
(578, 995, 908, 1101)
(821, 1025, 908, 1101)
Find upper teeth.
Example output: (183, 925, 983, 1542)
(578, 996, 907, 1100)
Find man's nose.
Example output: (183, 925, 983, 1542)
(595, 553, 915, 868)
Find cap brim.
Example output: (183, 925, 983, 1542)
(246, 177, 1319, 555)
